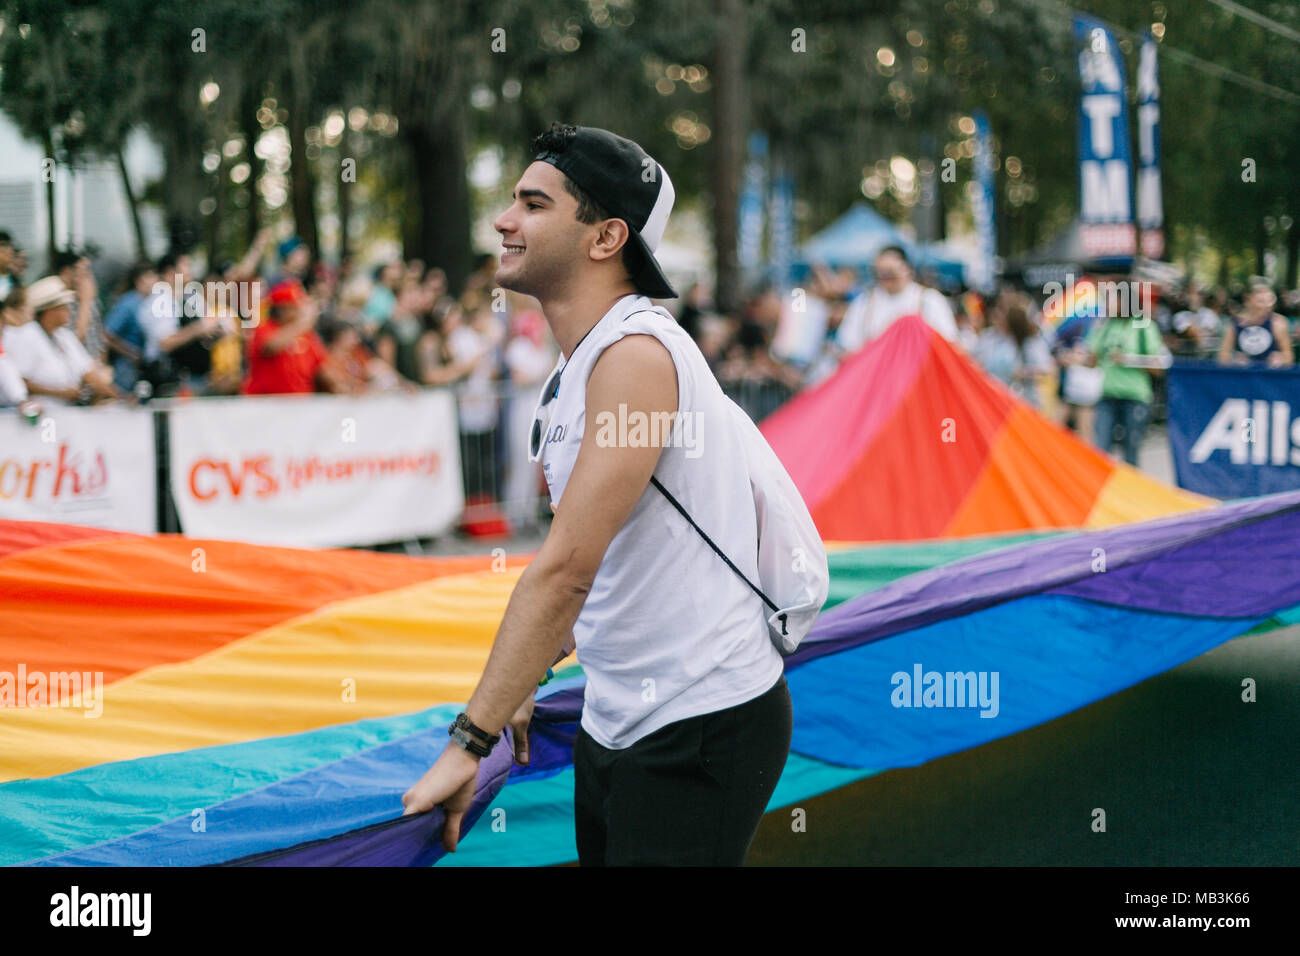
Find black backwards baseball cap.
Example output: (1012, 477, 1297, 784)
(532, 124, 678, 299)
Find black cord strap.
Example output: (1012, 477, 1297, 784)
(650, 475, 788, 635)
(628, 304, 790, 639)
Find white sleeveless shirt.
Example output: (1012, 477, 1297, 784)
(532, 293, 783, 749)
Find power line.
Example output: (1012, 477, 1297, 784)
(1200, 0, 1300, 46)
(1027, 0, 1300, 108)
(1158, 42, 1300, 106)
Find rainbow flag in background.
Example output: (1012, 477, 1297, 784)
(1040, 276, 1102, 339)
(760, 314, 1211, 542)
(4, 489, 1300, 866)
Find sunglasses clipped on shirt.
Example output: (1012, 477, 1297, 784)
(528, 362, 564, 462)
(528, 317, 611, 462)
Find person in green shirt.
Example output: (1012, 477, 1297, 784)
(1083, 310, 1171, 465)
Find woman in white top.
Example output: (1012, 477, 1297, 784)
(2, 277, 121, 405)
(835, 245, 959, 351)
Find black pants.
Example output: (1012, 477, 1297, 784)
(573, 673, 792, 866)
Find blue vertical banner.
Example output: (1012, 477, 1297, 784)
(738, 131, 768, 276)
(1136, 31, 1164, 260)
(767, 160, 795, 290)
(970, 111, 997, 294)
(1073, 15, 1135, 260)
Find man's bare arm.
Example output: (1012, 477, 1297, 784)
(462, 332, 678, 736)
(400, 332, 677, 835)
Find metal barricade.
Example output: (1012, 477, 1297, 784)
(451, 380, 550, 537)
(720, 379, 795, 423)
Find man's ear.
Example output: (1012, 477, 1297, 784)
(590, 218, 631, 265)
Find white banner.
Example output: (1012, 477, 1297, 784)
(168, 391, 464, 548)
(0, 405, 156, 531)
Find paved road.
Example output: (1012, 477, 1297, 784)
(746, 623, 1299, 865)
(1135, 422, 1178, 487)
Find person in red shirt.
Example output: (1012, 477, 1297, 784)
(243, 280, 356, 395)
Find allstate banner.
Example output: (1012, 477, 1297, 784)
(168, 391, 464, 548)
(0, 405, 156, 531)
(1167, 363, 1300, 497)
(1074, 15, 1135, 259)
(1136, 32, 1164, 259)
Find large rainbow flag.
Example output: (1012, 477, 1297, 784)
(760, 314, 1211, 541)
(4, 488, 1299, 866)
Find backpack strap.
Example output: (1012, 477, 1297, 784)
(623, 304, 790, 635)
(649, 475, 788, 636)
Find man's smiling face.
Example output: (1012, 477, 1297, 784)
(493, 161, 593, 298)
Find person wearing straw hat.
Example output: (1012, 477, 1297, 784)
(1, 276, 122, 405)
(403, 123, 794, 866)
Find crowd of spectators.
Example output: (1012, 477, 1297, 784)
(4, 223, 1299, 491)
(0, 229, 557, 526)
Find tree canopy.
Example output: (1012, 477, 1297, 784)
(1, 0, 1297, 289)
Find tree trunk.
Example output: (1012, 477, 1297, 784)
(160, 130, 207, 253)
(42, 128, 58, 264)
(1159, 182, 1171, 265)
(401, 145, 419, 263)
(285, 114, 319, 258)
(286, 38, 320, 258)
(240, 86, 265, 248)
(711, 0, 745, 314)
(338, 131, 352, 264)
(208, 157, 225, 269)
(1286, 223, 1300, 290)
(116, 144, 147, 260)
(406, 115, 471, 295)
